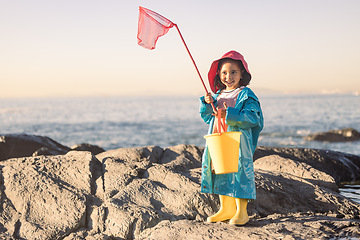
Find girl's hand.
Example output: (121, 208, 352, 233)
(204, 93, 213, 104)
(213, 103, 228, 118)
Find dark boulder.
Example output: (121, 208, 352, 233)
(0, 134, 70, 161)
(32, 147, 56, 157)
(305, 128, 360, 142)
(71, 143, 105, 155)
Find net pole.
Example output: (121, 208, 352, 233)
(174, 24, 216, 111)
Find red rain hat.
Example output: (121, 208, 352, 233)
(208, 50, 251, 93)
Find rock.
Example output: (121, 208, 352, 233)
(305, 128, 360, 142)
(252, 166, 359, 218)
(253, 154, 338, 191)
(0, 151, 102, 239)
(71, 143, 105, 155)
(0, 134, 70, 161)
(32, 147, 54, 157)
(0, 134, 106, 161)
(0, 144, 359, 239)
(254, 146, 360, 184)
(96, 145, 216, 239)
(138, 216, 360, 240)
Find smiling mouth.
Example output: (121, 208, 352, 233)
(225, 81, 234, 85)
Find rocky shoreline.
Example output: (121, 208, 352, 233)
(0, 135, 360, 239)
(304, 128, 360, 142)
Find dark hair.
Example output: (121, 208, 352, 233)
(214, 58, 251, 91)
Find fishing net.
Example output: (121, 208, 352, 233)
(137, 6, 174, 50)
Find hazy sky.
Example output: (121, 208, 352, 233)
(1, 0, 359, 98)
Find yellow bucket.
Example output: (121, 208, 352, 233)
(204, 132, 241, 174)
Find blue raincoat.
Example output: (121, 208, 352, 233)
(199, 87, 263, 199)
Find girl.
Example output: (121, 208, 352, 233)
(199, 50, 263, 225)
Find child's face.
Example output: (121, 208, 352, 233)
(218, 60, 242, 91)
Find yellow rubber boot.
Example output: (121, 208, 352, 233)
(207, 195, 237, 223)
(229, 198, 249, 226)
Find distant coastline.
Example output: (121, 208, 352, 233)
(0, 88, 359, 99)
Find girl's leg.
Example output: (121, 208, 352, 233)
(229, 198, 249, 225)
(207, 195, 237, 222)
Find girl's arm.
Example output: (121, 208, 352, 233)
(199, 95, 216, 124)
(225, 98, 262, 129)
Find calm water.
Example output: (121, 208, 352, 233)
(340, 182, 360, 204)
(1, 93, 359, 203)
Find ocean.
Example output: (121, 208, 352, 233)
(1, 93, 359, 203)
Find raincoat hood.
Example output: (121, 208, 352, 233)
(208, 50, 252, 93)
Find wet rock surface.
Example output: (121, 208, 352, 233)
(0, 144, 359, 239)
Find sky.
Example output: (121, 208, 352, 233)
(1, 0, 360, 98)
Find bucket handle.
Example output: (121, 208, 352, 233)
(217, 109, 226, 134)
